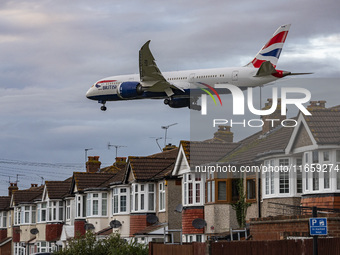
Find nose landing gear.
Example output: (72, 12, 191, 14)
(99, 100, 107, 111)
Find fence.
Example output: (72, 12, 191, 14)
(149, 242, 206, 255)
(150, 238, 340, 255)
(212, 238, 340, 255)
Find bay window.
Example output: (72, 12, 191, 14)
(112, 187, 129, 214)
(17, 205, 36, 224)
(47, 201, 64, 222)
(279, 159, 289, 194)
(86, 192, 108, 217)
(183, 173, 204, 206)
(131, 183, 155, 213)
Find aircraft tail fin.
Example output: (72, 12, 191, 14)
(246, 24, 291, 68)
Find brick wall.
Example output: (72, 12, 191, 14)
(130, 214, 148, 237)
(74, 219, 86, 238)
(301, 194, 340, 209)
(46, 223, 63, 241)
(12, 226, 20, 243)
(0, 229, 7, 242)
(182, 207, 204, 235)
(0, 239, 11, 255)
(250, 214, 340, 241)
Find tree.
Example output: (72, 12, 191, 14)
(55, 231, 148, 255)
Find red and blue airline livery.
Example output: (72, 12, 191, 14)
(86, 24, 309, 111)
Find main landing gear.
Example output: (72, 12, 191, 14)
(99, 100, 107, 111)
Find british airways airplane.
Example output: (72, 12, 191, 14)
(86, 24, 307, 111)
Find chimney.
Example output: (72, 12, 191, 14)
(31, 184, 38, 188)
(261, 98, 286, 134)
(8, 183, 18, 197)
(86, 156, 101, 173)
(115, 157, 126, 165)
(213, 125, 233, 142)
(163, 144, 177, 151)
(115, 157, 126, 163)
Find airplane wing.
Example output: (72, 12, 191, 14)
(139, 40, 184, 96)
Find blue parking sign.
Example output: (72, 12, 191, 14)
(309, 218, 327, 235)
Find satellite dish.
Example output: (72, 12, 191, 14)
(146, 214, 158, 224)
(192, 218, 206, 229)
(30, 228, 39, 235)
(85, 223, 95, 231)
(175, 204, 183, 213)
(110, 220, 122, 228)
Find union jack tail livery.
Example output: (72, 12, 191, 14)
(247, 24, 291, 68)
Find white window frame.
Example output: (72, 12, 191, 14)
(47, 200, 64, 222)
(159, 182, 166, 211)
(112, 187, 129, 215)
(0, 211, 7, 228)
(66, 199, 71, 221)
(131, 183, 155, 213)
(75, 194, 86, 219)
(86, 192, 108, 217)
(183, 173, 204, 206)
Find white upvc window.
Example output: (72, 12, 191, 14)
(279, 158, 289, 194)
(112, 187, 129, 215)
(0, 211, 7, 228)
(264, 160, 275, 195)
(86, 192, 108, 217)
(304, 149, 338, 194)
(183, 173, 204, 206)
(20, 205, 36, 224)
(47, 201, 64, 222)
(37, 202, 47, 223)
(131, 183, 155, 213)
(66, 200, 71, 220)
(159, 182, 165, 211)
(75, 194, 86, 219)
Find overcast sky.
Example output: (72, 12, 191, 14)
(0, 0, 339, 195)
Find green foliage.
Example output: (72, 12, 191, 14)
(231, 178, 251, 228)
(55, 231, 148, 255)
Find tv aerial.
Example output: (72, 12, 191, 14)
(161, 123, 178, 147)
(150, 137, 163, 151)
(108, 142, 126, 158)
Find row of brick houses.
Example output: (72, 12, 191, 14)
(1, 99, 340, 254)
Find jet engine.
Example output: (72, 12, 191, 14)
(117, 82, 143, 99)
(164, 98, 190, 108)
(164, 98, 201, 110)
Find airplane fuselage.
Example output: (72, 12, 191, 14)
(86, 66, 278, 102)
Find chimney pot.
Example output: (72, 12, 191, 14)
(8, 182, 19, 197)
(86, 156, 101, 173)
(214, 125, 233, 142)
(318, 100, 326, 108)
